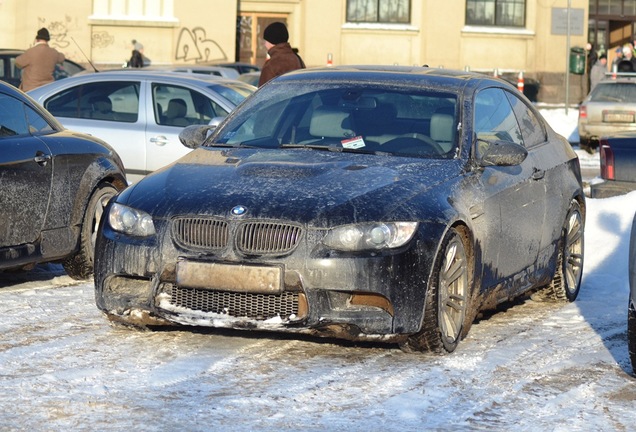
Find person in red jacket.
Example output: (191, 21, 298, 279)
(15, 28, 65, 91)
(258, 22, 305, 87)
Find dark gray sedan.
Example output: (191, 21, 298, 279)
(94, 66, 586, 353)
(0, 80, 126, 279)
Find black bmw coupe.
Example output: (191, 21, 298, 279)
(94, 66, 585, 353)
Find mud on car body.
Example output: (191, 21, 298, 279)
(94, 66, 586, 353)
(0, 80, 126, 279)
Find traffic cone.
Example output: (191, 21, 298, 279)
(327, 53, 333, 67)
(517, 71, 525, 93)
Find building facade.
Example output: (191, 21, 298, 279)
(0, 1, 610, 103)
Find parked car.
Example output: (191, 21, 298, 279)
(578, 73, 636, 151)
(209, 62, 261, 75)
(629, 212, 636, 374)
(28, 70, 256, 183)
(590, 132, 636, 197)
(237, 71, 261, 87)
(141, 65, 240, 79)
(0, 48, 85, 88)
(94, 66, 586, 354)
(0, 80, 126, 279)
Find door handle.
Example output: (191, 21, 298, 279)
(150, 136, 169, 146)
(532, 168, 545, 180)
(34, 151, 51, 167)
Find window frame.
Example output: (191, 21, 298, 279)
(465, 0, 526, 28)
(346, 0, 411, 24)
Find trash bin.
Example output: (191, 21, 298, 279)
(569, 47, 586, 75)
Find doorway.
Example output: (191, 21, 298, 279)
(238, 13, 287, 67)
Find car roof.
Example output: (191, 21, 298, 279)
(598, 72, 636, 83)
(0, 49, 25, 55)
(271, 65, 508, 90)
(28, 69, 250, 93)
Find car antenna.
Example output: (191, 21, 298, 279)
(71, 37, 99, 73)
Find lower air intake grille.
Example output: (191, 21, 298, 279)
(164, 285, 299, 320)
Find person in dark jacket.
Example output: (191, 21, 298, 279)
(258, 22, 305, 87)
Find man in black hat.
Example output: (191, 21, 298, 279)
(258, 21, 305, 87)
(15, 27, 66, 91)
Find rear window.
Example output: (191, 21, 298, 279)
(590, 82, 636, 103)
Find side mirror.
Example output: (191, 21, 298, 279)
(178, 124, 217, 149)
(476, 138, 528, 167)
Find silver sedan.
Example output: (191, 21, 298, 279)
(28, 70, 255, 183)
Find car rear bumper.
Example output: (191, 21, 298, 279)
(579, 123, 636, 141)
(590, 180, 636, 198)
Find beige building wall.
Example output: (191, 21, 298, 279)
(0, 0, 590, 101)
(1, 0, 238, 69)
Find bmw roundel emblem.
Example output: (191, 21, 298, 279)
(231, 205, 247, 216)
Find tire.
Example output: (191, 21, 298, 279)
(63, 182, 118, 280)
(629, 303, 636, 375)
(539, 200, 584, 302)
(401, 227, 473, 354)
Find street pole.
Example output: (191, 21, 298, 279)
(565, 0, 571, 115)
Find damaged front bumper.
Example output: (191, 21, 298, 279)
(94, 217, 443, 343)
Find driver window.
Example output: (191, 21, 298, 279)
(474, 88, 523, 146)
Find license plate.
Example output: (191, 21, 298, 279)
(176, 260, 282, 294)
(603, 111, 634, 123)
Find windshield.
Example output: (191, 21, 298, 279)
(212, 82, 459, 159)
(590, 82, 636, 103)
(208, 82, 256, 106)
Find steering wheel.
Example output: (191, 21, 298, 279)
(382, 134, 443, 156)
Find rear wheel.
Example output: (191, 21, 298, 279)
(63, 183, 118, 280)
(538, 200, 584, 302)
(401, 227, 473, 354)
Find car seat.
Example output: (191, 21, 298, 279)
(164, 98, 189, 127)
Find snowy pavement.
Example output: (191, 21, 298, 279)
(1, 107, 635, 431)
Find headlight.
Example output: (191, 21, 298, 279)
(323, 222, 418, 251)
(108, 203, 156, 237)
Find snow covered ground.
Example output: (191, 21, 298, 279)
(0, 107, 635, 431)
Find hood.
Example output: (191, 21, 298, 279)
(120, 148, 461, 226)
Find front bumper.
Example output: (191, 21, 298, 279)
(94, 216, 444, 342)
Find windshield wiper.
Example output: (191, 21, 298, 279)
(204, 142, 259, 149)
(280, 143, 390, 156)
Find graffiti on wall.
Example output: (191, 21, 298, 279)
(37, 16, 73, 49)
(176, 27, 228, 63)
(92, 31, 115, 49)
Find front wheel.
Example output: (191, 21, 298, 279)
(401, 227, 473, 354)
(63, 183, 118, 280)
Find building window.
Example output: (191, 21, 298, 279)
(346, 0, 411, 24)
(466, 0, 525, 27)
(91, 0, 176, 21)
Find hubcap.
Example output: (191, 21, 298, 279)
(564, 209, 584, 294)
(439, 236, 468, 343)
